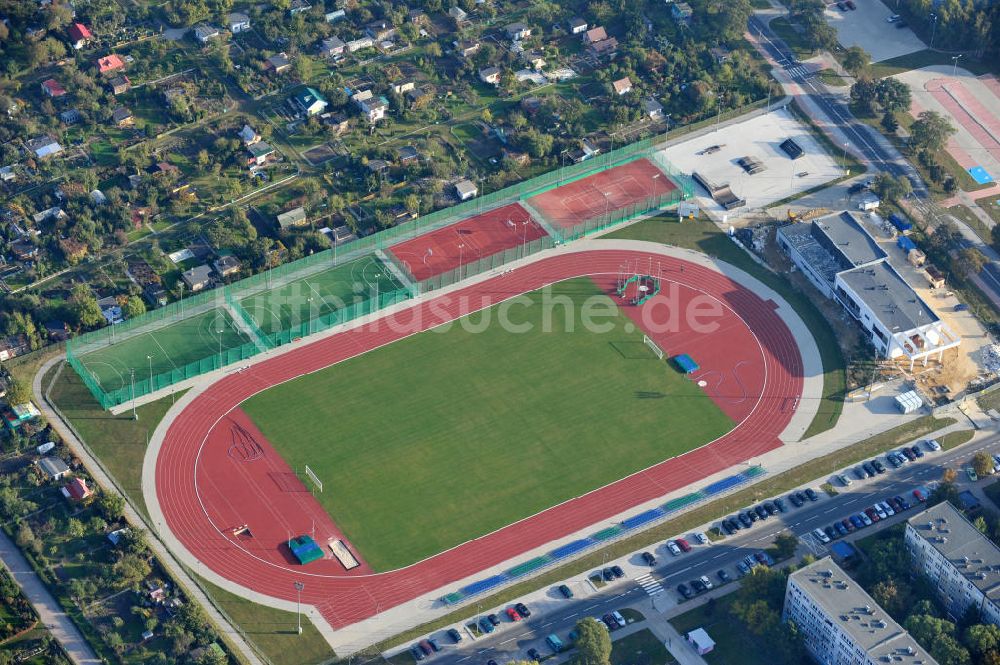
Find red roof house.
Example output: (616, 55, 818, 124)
(67, 22, 92, 49)
(96, 54, 126, 75)
(41, 79, 67, 98)
(61, 477, 93, 501)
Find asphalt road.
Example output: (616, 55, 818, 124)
(429, 430, 1000, 665)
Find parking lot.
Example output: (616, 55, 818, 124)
(658, 107, 843, 218)
(823, 0, 925, 62)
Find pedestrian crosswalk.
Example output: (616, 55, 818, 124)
(635, 574, 664, 597)
(785, 64, 811, 80)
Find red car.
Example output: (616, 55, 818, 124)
(506, 607, 522, 622)
(865, 508, 880, 522)
(676, 538, 692, 553)
(913, 488, 927, 502)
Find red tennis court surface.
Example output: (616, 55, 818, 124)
(527, 158, 677, 231)
(153, 248, 803, 631)
(387, 203, 548, 281)
(926, 79, 1000, 165)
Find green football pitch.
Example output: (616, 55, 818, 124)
(238, 255, 404, 336)
(241, 278, 734, 571)
(74, 308, 252, 395)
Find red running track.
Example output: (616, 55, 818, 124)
(154, 249, 803, 630)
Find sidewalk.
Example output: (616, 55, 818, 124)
(0, 528, 100, 665)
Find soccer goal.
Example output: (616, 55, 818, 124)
(304, 465, 323, 493)
(644, 335, 665, 360)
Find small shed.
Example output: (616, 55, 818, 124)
(686, 628, 715, 655)
(38, 456, 70, 481)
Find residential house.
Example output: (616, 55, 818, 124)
(0, 166, 14, 183)
(612, 77, 633, 95)
(365, 21, 395, 41)
(193, 24, 221, 44)
(247, 141, 276, 166)
(238, 124, 260, 146)
(454, 39, 481, 57)
(391, 80, 415, 95)
(67, 22, 92, 49)
(352, 90, 388, 123)
(61, 477, 93, 501)
(568, 17, 588, 34)
(319, 35, 346, 58)
(642, 97, 664, 120)
(96, 54, 126, 75)
(44, 321, 70, 342)
(9, 240, 37, 261)
(408, 9, 428, 25)
(406, 86, 432, 106)
(505, 22, 531, 40)
(346, 36, 374, 52)
(60, 109, 81, 124)
(96, 296, 122, 326)
(276, 206, 308, 230)
(265, 53, 292, 74)
(59, 237, 88, 263)
(0, 334, 29, 361)
(448, 6, 468, 22)
(109, 75, 131, 95)
(41, 78, 66, 98)
(213, 255, 241, 278)
(479, 67, 501, 85)
(320, 112, 350, 135)
(583, 26, 607, 43)
(38, 457, 70, 481)
(289, 0, 312, 14)
(144, 284, 168, 307)
(397, 145, 420, 163)
(293, 87, 328, 116)
(520, 50, 546, 70)
(589, 36, 618, 57)
(181, 264, 213, 291)
(111, 106, 133, 127)
(669, 2, 694, 23)
(455, 179, 477, 201)
(32, 206, 66, 224)
(366, 159, 389, 174)
(325, 9, 346, 22)
(26, 135, 62, 159)
(227, 12, 251, 33)
(521, 96, 542, 115)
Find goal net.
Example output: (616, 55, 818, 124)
(644, 335, 665, 360)
(305, 465, 323, 493)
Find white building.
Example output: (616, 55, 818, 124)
(784, 558, 938, 665)
(193, 24, 221, 44)
(777, 211, 959, 368)
(352, 90, 387, 123)
(455, 179, 477, 201)
(227, 12, 250, 33)
(905, 502, 1000, 626)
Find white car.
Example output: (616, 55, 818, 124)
(694, 532, 709, 545)
(699, 575, 714, 590)
(879, 501, 895, 517)
(667, 541, 682, 556)
(873, 504, 887, 519)
(886, 13, 900, 22)
(927, 439, 941, 452)
(812, 528, 831, 544)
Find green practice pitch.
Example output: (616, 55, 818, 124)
(238, 255, 404, 336)
(241, 278, 734, 571)
(74, 308, 252, 395)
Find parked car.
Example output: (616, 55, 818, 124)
(612, 611, 626, 626)
(926, 439, 941, 451)
(428, 639, 441, 652)
(610, 565, 625, 579)
(447, 628, 463, 643)
(487, 614, 500, 626)
(515, 603, 530, 618)
(902, 448, 917, 462)
(738, 512, 753, 528)
(602, 614, 620, 630)
(850, 514, 865, 529)
(763, 502, 777, 516)
(694, 532, 709, 545)
(911, 445, 924, 459)
(717, 569, 731, 583)
(879, 501, 895, 517)
(479, 617, 495, 634)
(862, 462, 876, 477)
(872, 504, 887, 519)
(804, 488, 819, 502)
(789, 493, 804, 508)
(854, 466, 868, 480)
(842, 518, 855, 533)
(737, 560, 751, 576)
(813, 527, 831, 544)
(506, 607, 522, 622)
(754, 505, 769, 520)
(824, 525, 837, 541)
(858, 512, 872, 526)
(642, 551, 657, 566)
(865, 508, 880, 522)
(699, 575, 714, 590)
(968, 467, 979, 482)
(913, 488, 928, 502)
(836, 473, 852, 486)
(886, 453, 903, 469)
(676, 538, 692, 552)
(410, 646, 426, 661)
(527, 648, 540, 661)
(558, 584, 574, 598)
(845, 0, 856, 9)
(667, 541, 682, 556)
(835, 521, 848, 536)
(755, 551, 775, 566)
(774, 498, 787, 513)
(722, 521, 736, 536)
(691, 578, 706, 593)
(677, 583, 693, 599)
(602, 568, 615, 582)
(837, 1, 847, 9)
(872, 460, 886, 474)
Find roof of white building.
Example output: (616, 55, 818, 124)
(839, 260, 939, 333)
(908, 502, 1000, 601)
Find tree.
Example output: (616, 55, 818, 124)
(772, 532, 798, 560)
(69, 284, 104, 329)
(98, 492, 126, 521)
(66, 518, 86, 539)
(850, 77, 879, 115)
(882, 111, 900, 133)
(4, 377, 30, 406)
(942, 468, 958, 484)
(842, 46, 870, 76)
(974, 451, 995, 478)
(965, 624, 1000, 659)
(875, 78, 911, 114)
(112, 553, 152, 590)
(910, 110, 956, 154)
(956, 248, 987, 278)
(573, 617, 611, 665)
(123, 295, 146, 320)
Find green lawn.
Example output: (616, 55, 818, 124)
(238, 255, 403, 336)
(73, 307, 253, 395)
(768, 17, 815, 60)
(610, 629, 678, 665)
(242, 278, 734, 571)
(604, 216, 845, 438)
(868, 49, 996, 79)
(670, 596, 771, 665)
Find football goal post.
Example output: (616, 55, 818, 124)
(304, 465, 323, 493)
(644, 335, 665, 360)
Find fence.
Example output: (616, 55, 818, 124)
(67, 135, 692, 409)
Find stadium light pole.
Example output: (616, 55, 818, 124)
(928, 13, 938, 48)
(842, 142, 849, 175)
(146, 355, 152, 392)
(130, 368, 137, 421)
(294, 581, 304, 634)
(603, 191, 612, 222)
(458, 243, 465, 280)
(951, 54, 963, 78)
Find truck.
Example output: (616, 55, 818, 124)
(546, 634, 565, 653)
(889, 212, 912, 233)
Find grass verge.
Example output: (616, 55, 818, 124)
(604, 216, 846, 438)
(817, 69, 849, 87)
(939, 429, 975, 451)
(373, 414, 952, 652)
(670, 595, 767, 665)
(868, 49, 995, 79)
(768, 17, 815, 60)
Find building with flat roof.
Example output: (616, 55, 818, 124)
(777, 211, 959, 367)
(905, 502, 1000, 626)
(784, 558, 938, 665)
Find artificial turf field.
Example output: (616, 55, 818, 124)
(241, 277, 734, 571)
(238, 255, 404, 336)
(74, 308, 251, 395)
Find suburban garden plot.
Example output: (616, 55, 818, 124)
(240, 277, 734, 571)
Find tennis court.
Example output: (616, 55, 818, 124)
(387, 203, 548, 281)
(238, 255, 404, 336)
(74, 308, 252, 396)
(527, 159, 677, 231)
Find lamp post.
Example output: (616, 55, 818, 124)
(458, 243, 465, 280)
(842, 142, 850, 175)
(928, 13, 938, 48)
(294, 581, 304, 635)
(146, 354, 153, 393)
(951, 54, 964, 78)
(130, 368, 137, 421)
(715, 89, 724, 132)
